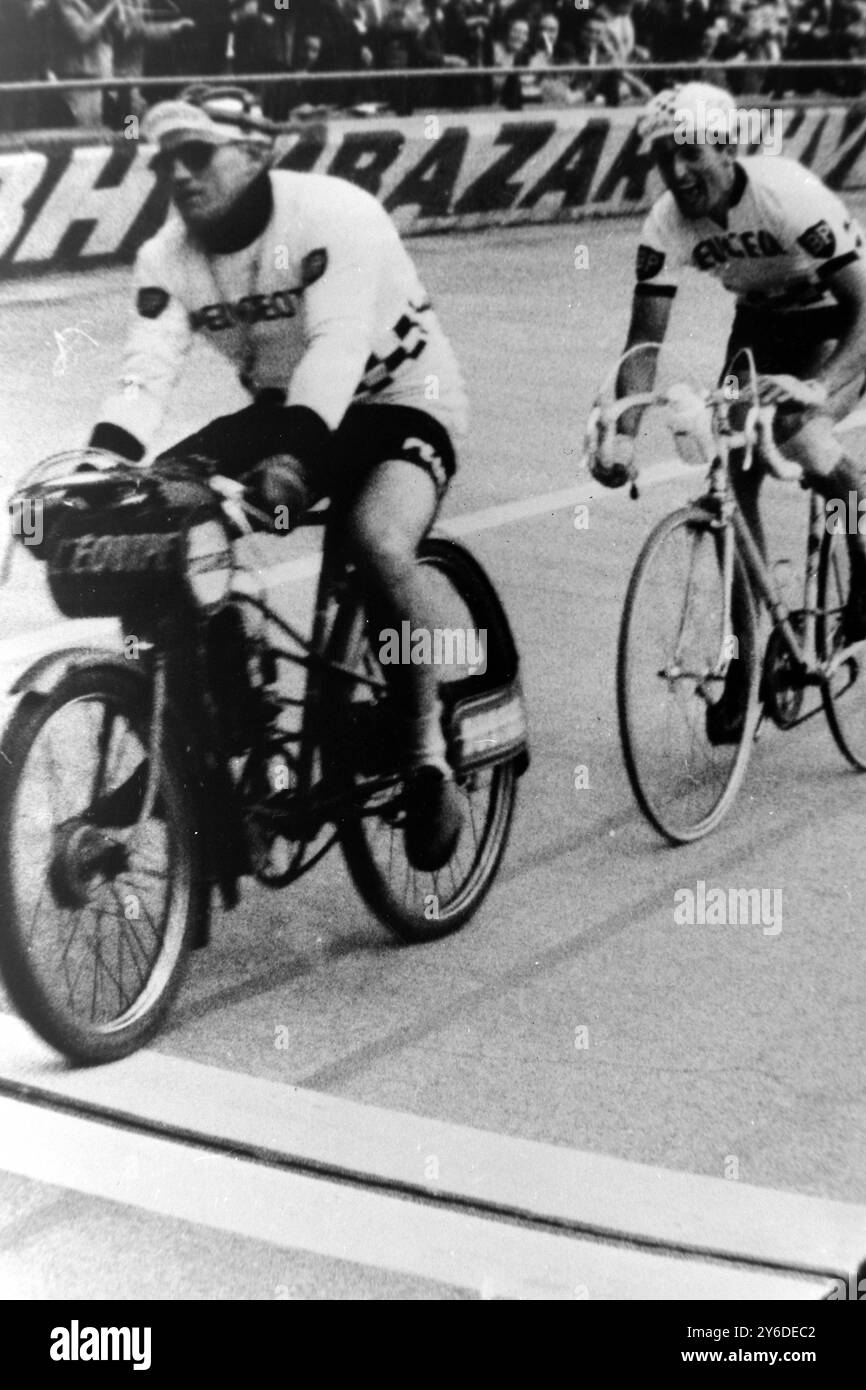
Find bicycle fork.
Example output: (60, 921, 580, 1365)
(667, 507, 738, 700)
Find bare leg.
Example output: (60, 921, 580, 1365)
(782, 410, 866, 597)
(342, 458, 463, 869)
(343, 458, 445, 760)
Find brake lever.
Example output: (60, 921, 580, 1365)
(210, 474, 273, 537)
(751, 407, 804, 483)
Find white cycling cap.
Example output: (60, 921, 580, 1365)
(142, 85, 276, 152)
(636, 82, 739, 154)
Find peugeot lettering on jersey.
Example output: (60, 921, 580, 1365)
(634, 155, 864, 309)
(98, 171, 468, 453)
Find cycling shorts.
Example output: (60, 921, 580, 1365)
(724, 302, 848, 380)
(723, 302, 866, 479)
(156, 401, 457, 510)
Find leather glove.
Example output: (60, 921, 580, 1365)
(242, 453, 320, 531)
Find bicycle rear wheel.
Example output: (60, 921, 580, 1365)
(325, 536, 521, 943)
(617, 505, 760, 843)
(818, 527, 866, 769)
(0, 666, 203, 1063)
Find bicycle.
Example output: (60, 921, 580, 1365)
(0, 450, 529, 1063)
(584, 345, 865, 844)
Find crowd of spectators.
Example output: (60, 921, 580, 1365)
(1, 0, 866, 132)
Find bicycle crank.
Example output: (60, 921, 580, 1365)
(761, 616, 817, 730)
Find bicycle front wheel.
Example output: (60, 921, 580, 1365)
(327, 536, 520, 943)
(617, 505, 759, 843)
(818, 527, 866, 769)
(0, 665, 203, 1063)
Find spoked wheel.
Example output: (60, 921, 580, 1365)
(617, 505, 760, 843)
(818, 528, 866, 769)
(0, 666, 203, 1063)
(325, 536, 520, 942)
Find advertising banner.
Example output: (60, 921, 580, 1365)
(1, 103, 866, 279)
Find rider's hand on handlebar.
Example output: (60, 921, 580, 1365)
(589, 430, 636, 489)
(241, 453, 318, 532)
(755, 374, 828, 411)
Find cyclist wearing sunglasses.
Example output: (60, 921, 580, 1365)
(591, 81, 866, 743)
(88, 85, 469, 870)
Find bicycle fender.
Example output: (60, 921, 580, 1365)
(427, 535, 528, 774)
(424, 534, 523, 686)
(9, 648, 135, 700)
(425, 534, 530, 776)
(2, 620, 125, 701)
(0, 642, 130, 746)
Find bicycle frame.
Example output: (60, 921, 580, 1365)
(705, 435, 861, 702)
(4, 452, 525, 895)
(595, 351, 862, 701)
(610, 350, 866, 844)
(226, 503, 407, 887)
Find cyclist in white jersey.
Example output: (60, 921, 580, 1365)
(87, 86, 469, 869)
(591, 81, 866, 741)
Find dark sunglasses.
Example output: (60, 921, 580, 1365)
(150, 141, 219, 178)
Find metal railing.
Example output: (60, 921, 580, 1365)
(0, 64, 530, 141)
(1, 58, 866, 92)
(1, 58, 865, 129)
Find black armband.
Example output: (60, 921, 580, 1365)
(634, 282, 677, 299)
(88, 422, 146, 462)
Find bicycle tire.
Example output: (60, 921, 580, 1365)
(617, 504, 760, 844)
(0, 665, 204, 1063)
(818, 526, 866, 770)
(324, 535, 520, 943)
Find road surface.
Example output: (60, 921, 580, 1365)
(0, 216, 864, 1298)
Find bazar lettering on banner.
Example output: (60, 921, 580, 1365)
(2, 104, 866, 279)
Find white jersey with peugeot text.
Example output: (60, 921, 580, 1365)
(634, 154, 864, 309)
(99, 169, 468, 451)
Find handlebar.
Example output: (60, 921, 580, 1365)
(595, 376, 810, 485)
(730, 373, 828, 412)
(210, 473, 331, 535)
(208, 473, 269, 537)
(749, 409, 804, 483)
(1, 447, 341, 594)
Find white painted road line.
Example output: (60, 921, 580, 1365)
(441, 460, 690, 539)
(0, 1016, 862, 1284)
(0, 1095, 832, 1301)
(231, 459, 693, 590)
